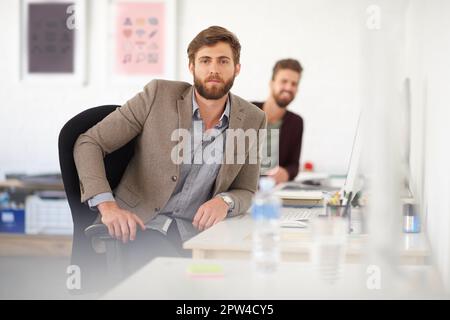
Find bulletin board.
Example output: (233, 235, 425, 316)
(20, 0, 86, 84)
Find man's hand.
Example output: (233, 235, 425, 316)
(192, 197, 229, 231)
(266, 166, 289, 185)
(98, 201, 146, 243)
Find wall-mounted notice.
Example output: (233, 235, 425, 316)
(109, 0, 176, 84)
(114, 2, 165, 75)
(28, 2, 75, 73)
(21, 0, 86, 83)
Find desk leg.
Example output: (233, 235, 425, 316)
(192, 249, 206, 259)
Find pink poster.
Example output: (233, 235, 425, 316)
(115, 2, 165, 75)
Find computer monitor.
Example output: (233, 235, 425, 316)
(400, 78, 413, 197)
(275, 110, 363, 201)
(342, 111, 363, 197)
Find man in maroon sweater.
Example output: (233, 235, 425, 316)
(253, 59, 303, 184)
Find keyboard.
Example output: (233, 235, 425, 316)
(280, 207, 321, 222)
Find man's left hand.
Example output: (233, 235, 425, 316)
(193, 197, 229, 231)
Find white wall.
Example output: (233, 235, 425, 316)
(178, 0, 363, 174)
(0, 0, 363, 179)
(0, 0, 145, 178)
(406, 0, 450, 290)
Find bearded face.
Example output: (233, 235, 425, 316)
(270, 69, 301, 108)
(272, 89, 295, 108)
(194, 72, 236, 100)
(189, 42, 241, 100)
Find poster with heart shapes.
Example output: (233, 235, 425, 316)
(114, 1, 165, 75)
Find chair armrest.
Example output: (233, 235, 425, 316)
(84, 223, 111, 240)
(84, 222, 125, 282)
(84, 223, 114, 254)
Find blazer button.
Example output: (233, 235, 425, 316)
(171, 175, 177, 182)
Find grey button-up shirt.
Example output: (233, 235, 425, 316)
(88, 92, 234, 241)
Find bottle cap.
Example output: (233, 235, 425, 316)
(259, 177, 275, 192)
(403, 203, 415, 216)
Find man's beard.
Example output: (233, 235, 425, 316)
(273, 90, 295, 108)
(194, 73, 235, 100)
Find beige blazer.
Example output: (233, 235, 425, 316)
(73, 79, 266, 223)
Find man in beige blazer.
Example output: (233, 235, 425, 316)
(74, 26, 266, 271)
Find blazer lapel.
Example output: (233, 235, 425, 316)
(213, 93, 246, 194)
(177, 86, 194, 131)
(228, 93, 246, 130)
(171, 86, 194, 169)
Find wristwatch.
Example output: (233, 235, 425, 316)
(218, 194, 234, 212)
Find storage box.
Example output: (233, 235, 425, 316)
(0, 208, 25, 233)
(25, 195, 73, 235)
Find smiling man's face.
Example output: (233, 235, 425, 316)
(270, 69, 301, 108)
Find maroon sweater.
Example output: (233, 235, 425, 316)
(252, 102, 304, 181)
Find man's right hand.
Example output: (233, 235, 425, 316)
(98, 201, 146, 243)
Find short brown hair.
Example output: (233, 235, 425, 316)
(187, 26, 241, 65)
(271, 59, 303, 80)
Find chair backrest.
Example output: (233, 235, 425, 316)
(58, 105, 136, 292)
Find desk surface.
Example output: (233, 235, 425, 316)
(0, 179, 64, 191)
(183, 213, 431, 264)
(0, 233, 72, 257)
(103, 257, 443, 300)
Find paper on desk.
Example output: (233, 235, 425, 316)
(295, 172, 329, 182)
(274, 189, 324, 200)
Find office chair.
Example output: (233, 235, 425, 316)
(58, 105, 137, 293)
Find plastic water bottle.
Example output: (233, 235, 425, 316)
(251, 177, 281, 274)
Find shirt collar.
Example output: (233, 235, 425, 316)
(192, 91, 231, 126)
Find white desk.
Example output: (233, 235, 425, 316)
(103, 257, 443, 299)
(183, 214, 431, 265)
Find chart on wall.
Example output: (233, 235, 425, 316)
(21, 0, 86, 83)
(114, 2, 166, 75)
(27, 2, 75, 73)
